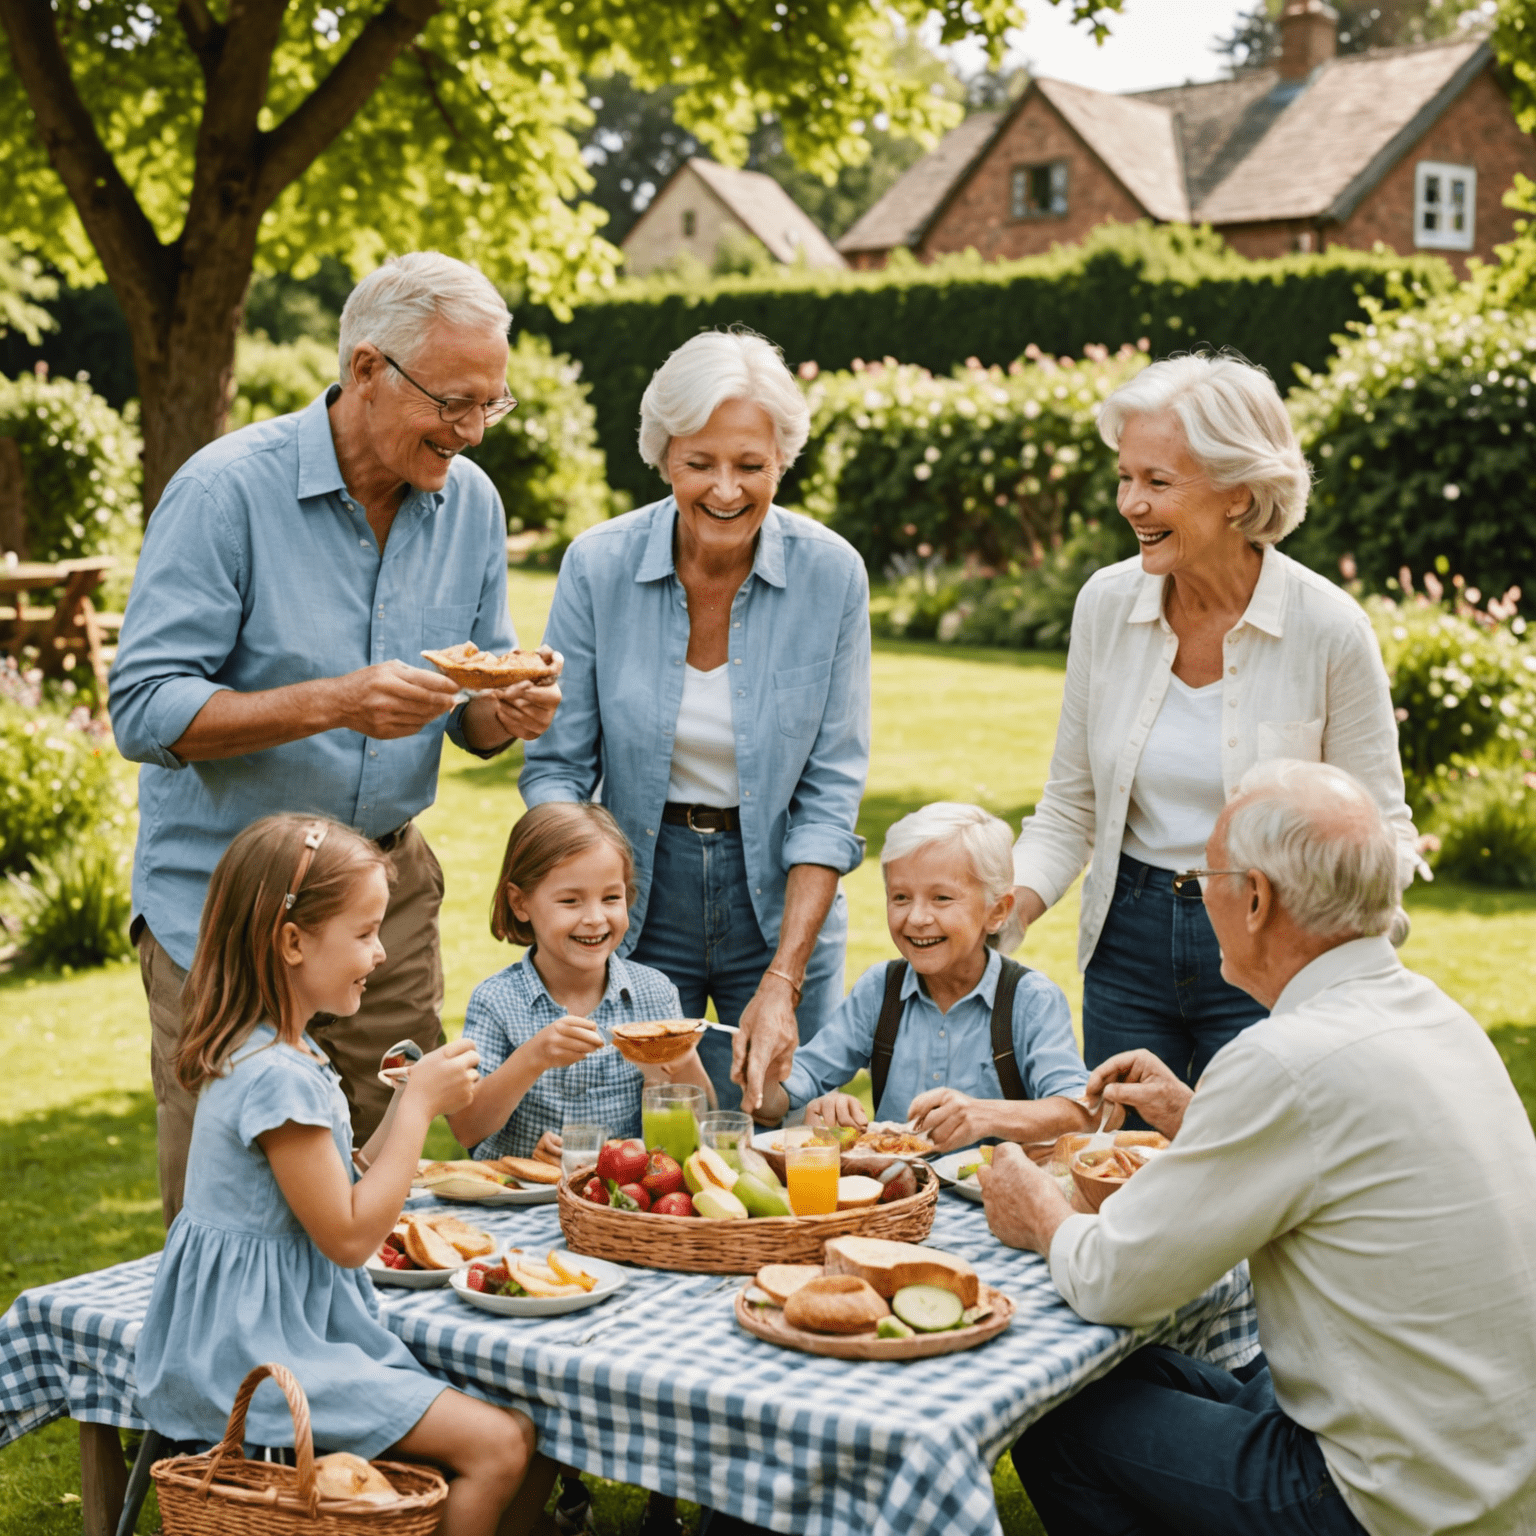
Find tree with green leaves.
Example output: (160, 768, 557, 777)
(1216, 0, 1486, 69)
(0, 0, 1123, 513)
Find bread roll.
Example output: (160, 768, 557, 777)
(755, 1264, 825, 1304)
(490, 1156, 563, 1186)
(782, 1275, 890, 1334)
(400, 1215, 462, 1270)
(822, 1236, 979, 1307)
(420, 1213, 495, 1259)
(314, 1452, 396, 1502)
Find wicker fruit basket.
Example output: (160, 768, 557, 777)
(558, 1161, 939, 1273)
(152, 1363, 447, 1535)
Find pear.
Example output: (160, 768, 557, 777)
(734, 1173, 792, 1218)
(734, 1147, 782, 1190)
(691, 1185, 749, 1221)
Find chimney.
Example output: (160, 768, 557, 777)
(1278, 0, 1337, 80)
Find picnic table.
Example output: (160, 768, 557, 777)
(0, 1190, 1258, 1536)
(0, 556, 120, 696)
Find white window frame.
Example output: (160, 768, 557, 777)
(1414, 161, 1476, 252)
(1010, 160, 1069, 221)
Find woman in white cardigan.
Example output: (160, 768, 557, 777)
(1011, 354, 1419, 1086)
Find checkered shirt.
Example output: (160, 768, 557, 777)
(464, 953, 682, 1160)
(0, 1192, 1259, 1536)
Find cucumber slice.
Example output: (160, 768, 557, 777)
(892, 1283, 965, 1333)
(960, 1304, 993, 1327)
(876, 1315, 915, 1340)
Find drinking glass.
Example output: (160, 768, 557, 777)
(561, 1122, 610, 1182)
(642, 1084, 706, 1165)
(784, 1139, 840, 1216)
(699, 1109, 754, 1167)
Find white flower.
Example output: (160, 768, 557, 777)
(1443, 484, 1461, 500)
(913, 463, 932, 480)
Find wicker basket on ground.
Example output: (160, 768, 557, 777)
(152, 1363, 447, 1536)
(558, 1161, 939, 1273)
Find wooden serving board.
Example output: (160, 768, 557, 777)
(733, 1283, 1014, 1360)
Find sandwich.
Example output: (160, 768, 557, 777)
(782, 1275, 890, 1335)
(486, 1155, 563, 1187)
(314, 1452, 398, 1505)
(420, 642, 560, 691)
(822, 1236, 980, 1307)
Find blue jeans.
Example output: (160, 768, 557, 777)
(629, 822, 847, 1111)
(1014, 1347, 1366, 1536)
(1083, 854, 1266, 1086)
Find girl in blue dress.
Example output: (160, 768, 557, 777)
(135, 813, 545, 1535)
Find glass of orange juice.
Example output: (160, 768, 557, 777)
(784, 1133, 840, 1216)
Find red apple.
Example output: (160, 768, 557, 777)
(617, 1181, 652, 1212)
(582, 1176, 610, 1206)
(641, 1150, 684, 1198)
(596, 1138, 649, 1186)
(651, 1191, 696, 1218)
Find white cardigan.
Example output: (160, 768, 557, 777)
(1013, 547, 1420, 972)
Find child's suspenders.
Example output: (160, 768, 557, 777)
(867, 956, 1031, 1111)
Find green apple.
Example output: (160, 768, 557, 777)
(734, 1147, 781, 1190)
(691, 1185, 749, 1220)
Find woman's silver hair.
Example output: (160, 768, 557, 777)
(337, 252, 510, 385)
(638, 330, 810, 479)
(1098, 353, 1312, 545)
(1224, 760, 1399, 938)
(882, 803, 1015, 949)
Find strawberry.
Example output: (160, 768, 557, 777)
(596, 1138, 649, 1186)
(651, 1191, 696, 1218)
(582, 1176, 610, 1205)
(614, 1181, 651, 1212)
(641, 1150, 684, 1198)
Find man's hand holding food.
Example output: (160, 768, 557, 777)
(461, 645, 564, 749)
(977, 1142, 1076, 1257)
(1085, 1049, 1194, 1139)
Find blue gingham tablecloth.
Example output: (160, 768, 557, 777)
(0, 1190, 1258, 1536)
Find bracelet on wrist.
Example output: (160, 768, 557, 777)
(764, 966, 803, 1004)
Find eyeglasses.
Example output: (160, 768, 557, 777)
(382, 354, 517, 427)
(1171, 868, 1248, 896)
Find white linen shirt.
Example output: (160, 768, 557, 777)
(1012, 546, 1419, 970)
(1048, 938, 1536, 1536)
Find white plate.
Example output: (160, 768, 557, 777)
(930, 1150, 987, 1203)
(416, 1182, 559, 1207)
(365, 1259, 454, 1288)
(449, 1251, 629, 1317)
(751, 1125, 937, 1160)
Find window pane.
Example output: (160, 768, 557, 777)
(1011, 168, 1027, 219)
(1049, 161, 1069, 215)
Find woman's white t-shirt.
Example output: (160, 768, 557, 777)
(1121, 672, 1226, 872)
(667, 663, 740, 807)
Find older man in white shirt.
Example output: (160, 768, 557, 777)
(981, 760, 1536, 1536)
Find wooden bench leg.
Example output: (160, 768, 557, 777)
(79, 1422, 128, 1536)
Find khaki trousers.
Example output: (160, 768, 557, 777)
(141, 823, 447, 1227)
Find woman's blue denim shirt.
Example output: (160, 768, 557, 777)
(520, 497, 871, 950)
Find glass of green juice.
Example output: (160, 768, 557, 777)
(642, 1084, 706, 1165)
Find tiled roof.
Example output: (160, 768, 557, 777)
(1135, 71, 1284, 209)
(837, 112, 1004, 254)
(683, 159, 847, 268)
(1192, 35, 1491, 224)
(1034, 79, 1190, 223)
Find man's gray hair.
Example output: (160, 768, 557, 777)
(1098, 353, 1311, 545)
(638, 330, 810, 478)
(1224, 760, 1399, 938)
(337, 252, 510, 385)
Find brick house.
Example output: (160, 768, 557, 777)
(838, 1, 1536, 275)
(621, 157, 846, 276)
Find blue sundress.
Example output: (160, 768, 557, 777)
(134, 1025, 447, 1454)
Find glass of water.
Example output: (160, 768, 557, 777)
(561, 1121, 610, 1182)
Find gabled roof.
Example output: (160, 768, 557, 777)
(837, 112, 1004, 255)
(836, 31, 1499, 255)
(1034, 79, 1190, 223)
(679, 158, 846, 269)
(1191, 35, 1491, 224)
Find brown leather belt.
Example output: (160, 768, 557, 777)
(662, 803, 740, 834)
(375, 821, 413, 853)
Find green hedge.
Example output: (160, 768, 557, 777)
(516, 222, 1453, 506)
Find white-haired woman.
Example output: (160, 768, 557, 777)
(1010, 353, 1418, 1088)
(521, 330, 871, 1117)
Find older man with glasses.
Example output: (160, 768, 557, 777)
(980, 759, 1536, 1536)
(110, 251, 561, 1225)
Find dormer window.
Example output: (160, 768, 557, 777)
(1414, 162, 1475, 251)
(682, 209, 697, 238)
(1011, 161, 1069, 220)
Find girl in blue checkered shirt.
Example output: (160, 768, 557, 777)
(449, 803, 713, 1163)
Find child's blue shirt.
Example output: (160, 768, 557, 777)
(783, 949, 1087, 1123)
(463, 950, 682, 1159)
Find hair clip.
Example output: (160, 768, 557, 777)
(282, 822, 330, 913)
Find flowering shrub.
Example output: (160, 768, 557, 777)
(1427, 767, 1536, 889)
(1288, 297, 1536, 597)
(0, 661, 125, 875)
(0, 370, 142, 564)
(796, 344, 1147, 574)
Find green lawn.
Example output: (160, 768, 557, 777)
(3, 568, 1533, 1535)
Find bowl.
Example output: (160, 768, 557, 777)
(1069, 1143, 1161, 1212)
(609, 1019, 706, 1065)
